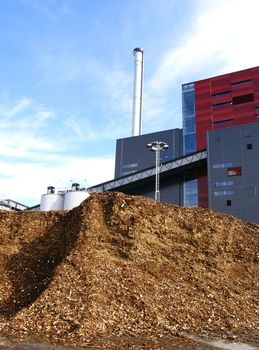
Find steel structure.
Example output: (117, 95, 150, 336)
(0, 199, 29, 211)
(147, 141, 169, 201)
(88, 150, 207, 193)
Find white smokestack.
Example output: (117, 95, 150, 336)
(132, 48, 144, 136)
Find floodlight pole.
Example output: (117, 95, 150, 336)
(147, 141, 169, 202)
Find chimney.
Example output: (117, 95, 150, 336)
(132, 48, 144, 136)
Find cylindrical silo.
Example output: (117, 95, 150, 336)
(40, 193, 64, 211)
(63, 191, 89, 210)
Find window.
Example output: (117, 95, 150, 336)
(213, 162, 233, 169)
(183, 117, 196, 134)
(122, 163, 138, 169)
(212, 91, 231, 98)
(182, 83, 194, 91)
(232, 79, 251, 86)
(226, 200, 232, 206)
(227, 167, 242, 176)
(213, 119, 234, 126)
(212, 101, 232, 108)
(183, 134, 196, 155)
(213, 180, 234, 187)
(232, 93, 254, 105)
(182, 90, 195, 116)
(247, 143, 253, 150)
(183, 177, 198, 207)
(214, 190, 234, 196)
(182, 86, 196, 155)
(121, 170, 136, 176)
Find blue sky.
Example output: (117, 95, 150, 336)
(0, 0, 259, 205)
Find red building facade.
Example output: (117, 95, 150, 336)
(183, 66, 259, 208)
(195, 66, 259, 150)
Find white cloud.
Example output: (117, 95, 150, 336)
(148, 0, 259, 93)
(0, 156, 114, 205)
(137, 0, 259, 132)
(0, 96, 115, 205)
(0, 97, 32, 118)
(0, 97, 60, 158)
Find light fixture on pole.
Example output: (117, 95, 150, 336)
(147, 141, 169, 202)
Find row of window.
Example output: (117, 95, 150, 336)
(212, 93, 254, 108)
(213, 118, 234, 126)
(122, 163, 138, 169)
(213, 180, 234, 187)
(212, 164, 250, 176)
(214, 187, 257, 201)
(214, 190, 234, 196)
(212, 91, 231, 98)
(213, 116, 259, 125)
(212, 101, 232, 108)
(212, 162, 233, 169)
(211, 80, 252, 98)
(232, 79, 251, 86)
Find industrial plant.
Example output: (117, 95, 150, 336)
(87, 50, 259, 224)
(2, 49, 259, 224)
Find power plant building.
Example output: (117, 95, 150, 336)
(89, 66, 259, 224)
(115, 129, 183, 178)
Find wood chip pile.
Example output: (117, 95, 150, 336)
(0, 192, 258, 349)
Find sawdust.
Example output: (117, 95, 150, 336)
(0, 192, 258, 349)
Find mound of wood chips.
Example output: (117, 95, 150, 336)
(0, 192, 258, 349)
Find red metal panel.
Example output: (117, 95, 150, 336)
(231, 85, 253, 97)
(195, 66, 259, 150)
(211, 95, 232, 104)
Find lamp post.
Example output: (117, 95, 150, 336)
(147, 141, 169, 202)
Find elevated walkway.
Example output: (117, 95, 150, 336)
(88, 150, 207, 193)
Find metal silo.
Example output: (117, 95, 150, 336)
(40, 186, 64, 211)
(63, 183, 89, 210)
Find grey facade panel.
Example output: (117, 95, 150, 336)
(207, 123, 259, 224)
(115, 129, 183, 178)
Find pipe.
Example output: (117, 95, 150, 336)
(132, 48, 144, 136)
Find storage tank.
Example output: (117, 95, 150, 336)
(63, 190, 89, 210)
(40, 186, 64, 211)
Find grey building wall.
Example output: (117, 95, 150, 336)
(115, 129, 183, 178)
(207, 123, 259, 224)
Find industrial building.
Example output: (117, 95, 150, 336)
(2, 48, 259, 224)
(88, 65, 259, 224)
